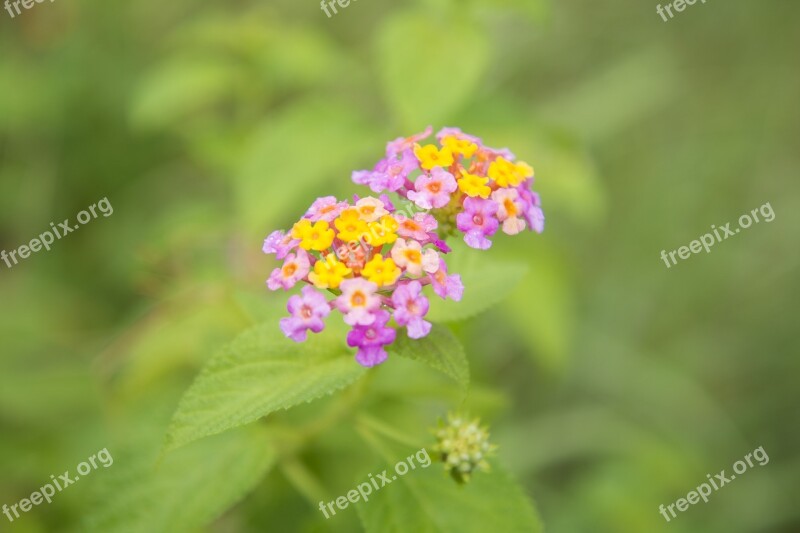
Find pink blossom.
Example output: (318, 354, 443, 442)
(407, 167, 457, 209)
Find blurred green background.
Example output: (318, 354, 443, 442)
(1, 0, 798, 531)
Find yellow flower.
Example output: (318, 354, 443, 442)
(360, 255, 401, 287)
(414, 143, 454, 170)
(515, 161, 534, 179)
(488, 156, 525, 187)
(442, 136, 477, 158)
(364, 216, 398, 247)
(308, 253, 352, 289)
(291, 219, 335, 251)
(458, 170, 491, 198)
(334, 208, 368, 243)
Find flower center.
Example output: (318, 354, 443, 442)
(407, 298, 418, 314)
(428, 182, 441, 193)
(365, 328, 376, 339)
(300, 305, 313, 319)
(311, 231, 320, 240)
(283, 263, 297, 277)
(472, 215, 483, 225)
(405, 250, 422, 263)
(504, 199, 517, 216)
(352, 291, 366, 306)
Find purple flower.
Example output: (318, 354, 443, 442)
(429, 259, 464, 301)
(263, 230, 299, 260)
(279, 285, 331, 342)
(267, 250, 310, 291)
(407, 167, 457, 209)
(347, 310, 396, 367)
(518, 187, 545, 233)
(353, 149, 418, 193)
(304, 196, 348, 223)
(391, 280, 432, 339)
(456, 197, 499, 250)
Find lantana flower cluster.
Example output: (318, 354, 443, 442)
(264, 127, 543, 367)
(263, 195, 464, 367)
(352, 126, 544, 250)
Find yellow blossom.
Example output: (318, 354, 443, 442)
(414, 144, 454, 170)
(334, 208, 368, 243)
(458, 170, 491, 198)
(360, 255, 401, 287)
(291, 219, 335, 251)
(308, 254, 352, 289)
(442, 136, 478, 158)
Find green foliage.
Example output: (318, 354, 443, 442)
(376, 10, 489, 130)
(356, 431, 542, 533)
(427, 241, 528, 323)
(85, 427, 277, 532)
(164, 320, 365, 452)
(389, 325, 470, 390)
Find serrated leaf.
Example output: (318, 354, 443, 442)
(376, 10, 489, 129)
(85, 426, 276, 533)
(164, 320, 365, 452)
(388, 324, 469, 390)
(427, 241, 528, 323)
(355, 434, 542, 533)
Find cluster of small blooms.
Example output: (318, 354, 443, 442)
(353, 126, 544, 249)
(432, 413, 497, 484)
(263, 195, 464, 367)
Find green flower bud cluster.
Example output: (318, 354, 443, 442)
(433, 414, 497, 484)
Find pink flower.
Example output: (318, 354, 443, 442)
(491, 188, 527, 235)
(346, 310, 396, 367)
(335, 278, 381, 326)
(436, 127, 482, 145)
(267, 250, 310, 291)
(391, 238, 439, 277)
(392, 280, 432, 339)
(386, 126, 433, 157)
(396, 212, 437, 241)
(456, 197, 499, 250)
(263, 230, 299, 260)
(407, 167, 457, 210)
(279, 286, 331, 342)
(429, 258, 464, 301)
(304, 196, 348, 223)
(353, 149, 418, 193)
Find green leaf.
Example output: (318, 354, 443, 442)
(85, 426, 277, 533)
(427, 241, 528, 323)
(355, 434, 542, 533)
(164, 320, 365, 452)
(388, 324, 469, 390)
(503, 244, 573, 372)
(376, 10, 489, 129)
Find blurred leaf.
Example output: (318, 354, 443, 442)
(237, 98, 378, 236)
(376, 10, 489, 129)
(130, 59, 243, 129)
(164, 320, 365, 452)
(85, 426, 276, 533)
(503, 243, 572, 372)
(539, 46, 680, 141)
(388, 324, 469, 390)
(356, 430, 542, 533)
(427, 241, 528, 323)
